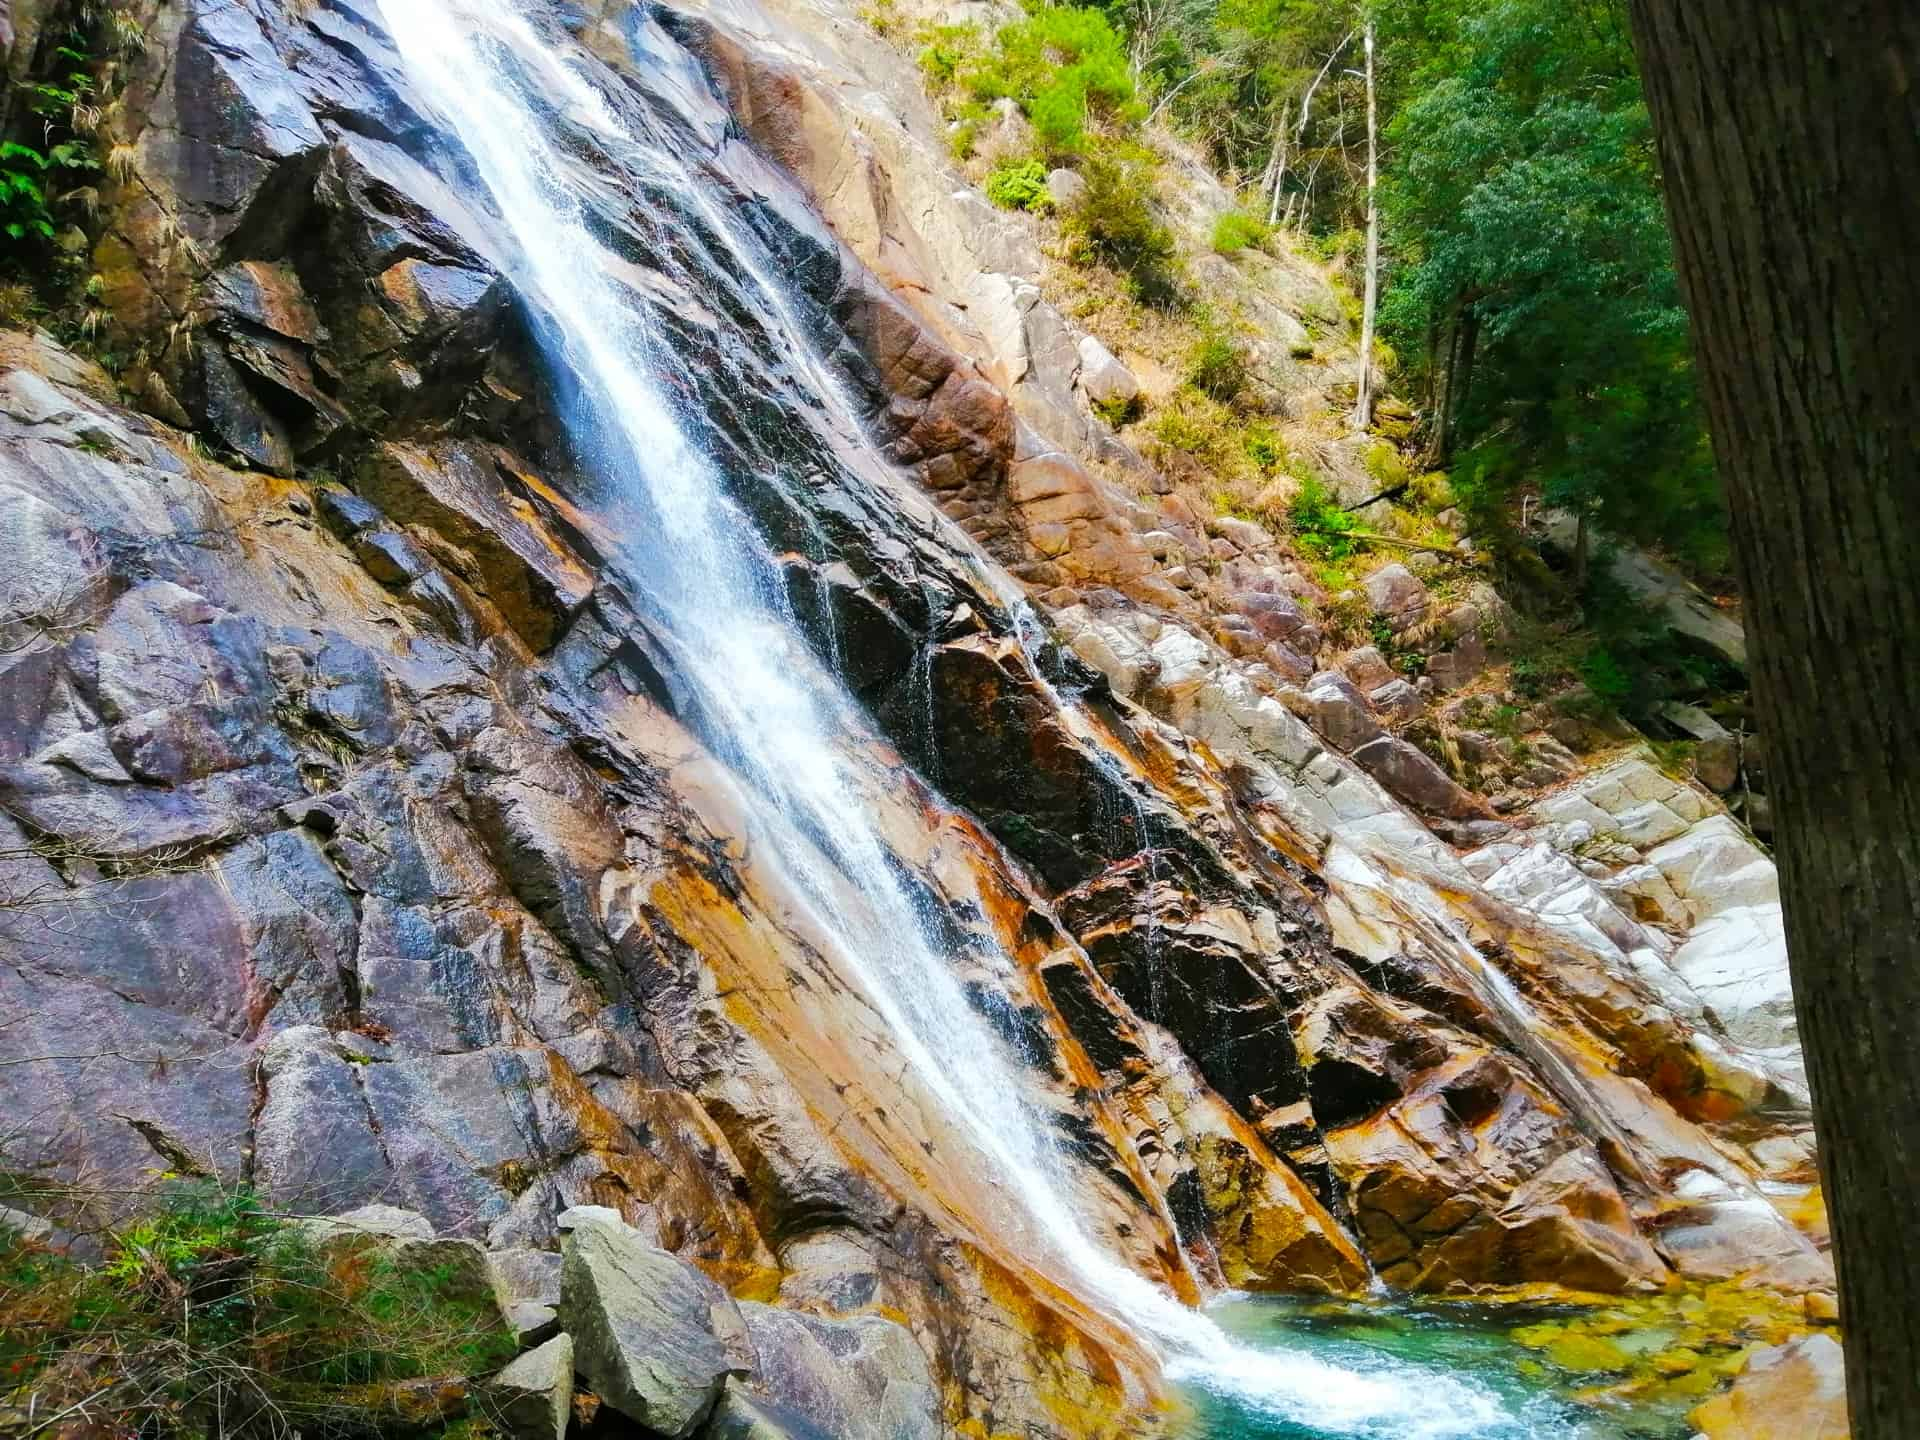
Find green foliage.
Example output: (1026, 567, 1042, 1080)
(961, 5, 1140, 155)
(1, 1182, 517, 1440)
(1380, 0, 1726, 575)
(1063, 152, 1180, 304)
(1288, 473, 1362, 562)
(1186, 316, 1250, 399)
(984, 157, 1053, 211)
(917, 24, 977, 87)
(1210, 208, 1271, 255)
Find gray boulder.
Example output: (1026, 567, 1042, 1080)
(559, 1213, 752, 1437)
(1363, 562, 1431, 632)
(1285, 671, 1384, 752)
(485, 1333, 573, 1440)
(704, 1379, 833, 1440)
(735, 1302, 941, 1440)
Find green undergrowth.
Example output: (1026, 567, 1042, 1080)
(1, 1182, 514, 1440)
(0, 1, 147, 353)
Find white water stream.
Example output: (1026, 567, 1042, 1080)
(377, 4, 1511, 1432)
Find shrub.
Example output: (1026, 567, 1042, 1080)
(1578, 646, 1632, 708)
(1, 1182, 518, 1440)
(1186, 321, 1249, 401)
(1288, 473, 1363, 562)
(1211, 209, 1271, 255)
(984, 157, 1052, 212)
(957, 7, 1139, 157)
(1243, 421, 1286, 470)
(1064, 153, 1179, 305)
(917, 24, 976, 88)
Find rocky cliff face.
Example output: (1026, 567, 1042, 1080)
(0, 1, 1831, 1435)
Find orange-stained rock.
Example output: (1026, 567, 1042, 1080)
(1690, 1334, 1849, 1440)
(1330, 1053, 1669, 1294)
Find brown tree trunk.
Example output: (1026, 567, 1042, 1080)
(1624, 3, 1920, 1434)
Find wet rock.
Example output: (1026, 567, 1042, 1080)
(486, 1334, 574, 1440)
(1690, 1333, 1847, 1439)
(1332, 1056, 1669, 1293)
(560, 1213, 753, 1437)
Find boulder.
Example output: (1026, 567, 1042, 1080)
(1076, 334, 1139, 409)
(704, 1380, 833, 1440)
(1363, 563, 1430, 632)
(559, 1213, 753, 1437)
(1691, 1333, 1848, 1440)
(1046, 167, 1089, 210)
(1340, 645, 1397, 692)
(1286, 671, 1383, 752)
(1368, 678, 1422, 720)
(734, 1303, 942, 1440)
(485, 1334, 573, 1440)
(1350, 735, 1480, 818)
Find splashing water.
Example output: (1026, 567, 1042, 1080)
(376, 3, 1517, 1432)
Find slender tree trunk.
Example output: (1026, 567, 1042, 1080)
(1624, 3, 1920, 1434)
(1263, 124, 1290, 226)
(1351, 20, 1379, 429)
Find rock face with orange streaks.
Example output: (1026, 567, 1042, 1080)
(0, 0, 1835, 1436)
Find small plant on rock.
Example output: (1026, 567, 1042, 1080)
(1210, 209, 1271, 255)
(984, 157, 1052, 212)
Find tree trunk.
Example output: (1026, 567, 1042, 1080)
(1624, 3, 1920, 1434)
(1351, 20, 1380, 429)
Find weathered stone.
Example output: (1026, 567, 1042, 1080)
(1350, 735, 1480, 818)
(559, 1214, 752, 1437)
(1340, 645, 1397, 692)
(1076, 334, 1139, 409)
(1046, 167, 1089, 209)
(734, 1303, 942, 1440)
(486, 1334, 573, 1440)
(1691, 1334, 1847, 1440)
(1286, 671, 1384, 752)
(1363, 563, 1430, 632)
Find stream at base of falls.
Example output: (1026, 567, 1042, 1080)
(1177, 1296, 1704, 1439)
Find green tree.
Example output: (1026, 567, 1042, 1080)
(1378, 0, 1724, 576)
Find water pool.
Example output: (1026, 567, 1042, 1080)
(1176, 1294, 1715, 1439)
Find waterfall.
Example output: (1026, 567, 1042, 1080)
(376, 3, 1514, 1433)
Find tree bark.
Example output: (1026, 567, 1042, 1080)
(1624, 3, 1920, 1434)
(1351, 21, 1380, 429)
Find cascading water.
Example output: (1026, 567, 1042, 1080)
(375, 3, 1531, 1433)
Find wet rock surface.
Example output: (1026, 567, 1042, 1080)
(0, 0, 1832, 1435)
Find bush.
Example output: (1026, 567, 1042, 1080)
(0, 1183, 518, 1440)
(1186, 321, 1250, 401)
(917, 24, 976, 88)
(1211, 209, 1271, 255)
(984, 157, 1052, 211)
(962, 5, 1138, 155)
(1064, 153, 1180, 305)
(1288, 473, 1363, 563)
